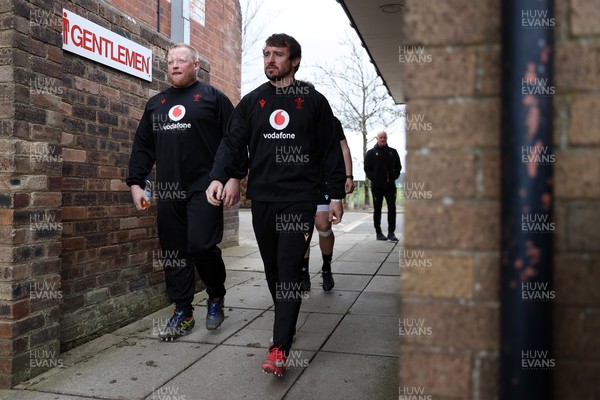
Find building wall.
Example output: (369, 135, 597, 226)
(0, 0, 241, 387)
(553, 0, 600, 397)
(400, 0, 502, 398)
(400, 0, 600, 398)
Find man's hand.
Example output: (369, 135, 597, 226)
(345, 178, 355, 194)
(206, 180, 224, 206)
(222, 178, 240, 208)
(130, 185, 146, 211)
(328, 200, 344, 225)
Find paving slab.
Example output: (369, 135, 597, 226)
(350, 240, 399, 254)
(349, 292, 400, 317)
(115, 306, 263, 345)
(311, 273, 371, 292)
(153, 345, 314, 400)
(221, 245, 261, 257)
(299, 289, 361, 315)
(377, 261, 400, 276)
(284, 352, 398, 400)
(338, 250, 390, 263)
(223, 278, 274, 310)
(28, 338, 215, 400)
(223, 256, 266, 272)
(224, 311, 344, 352)
(224, 270, 264, 288)
(323, 315, 399, 357)
(0, 390, 92, 400)
(223, 311, 274, 349)
(332, 260, 382, 275)
(364, 275, 400, 294)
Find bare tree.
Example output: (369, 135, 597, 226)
(240, 0, 263, 69)
(316, 38, 400, 205)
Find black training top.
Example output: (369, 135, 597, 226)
(126, 81, 245, 195)
(210, 80, 345, 202)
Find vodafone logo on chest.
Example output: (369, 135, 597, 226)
(269, 109, 290, 130)
(168, 105, 186, 121)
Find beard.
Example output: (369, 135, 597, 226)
(264, 64, 293, 82)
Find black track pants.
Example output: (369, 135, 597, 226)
(156, 191, 226, 310)
(371, 185, 397, 234)
(251, 201, 315, 353)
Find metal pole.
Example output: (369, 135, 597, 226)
(500, 1, 554, 399)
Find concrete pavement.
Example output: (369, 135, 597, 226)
(2, 210, 401, 400)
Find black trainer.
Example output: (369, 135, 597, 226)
(387, 233, 399, 242)
(159, 309, 195, 341)
(300, 267, 311, 291)
(322, 270, 335, 292)
(376, 232, 387, 241)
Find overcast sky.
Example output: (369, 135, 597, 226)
(241, 0, 407, 178)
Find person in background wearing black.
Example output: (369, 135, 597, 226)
(206, 34, 345, 377)
(127, 44, 244, 341)
(364, 131, 402, 241)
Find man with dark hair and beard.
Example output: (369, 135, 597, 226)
(127, 44, 245, 341)
(206, 33, 346, 377)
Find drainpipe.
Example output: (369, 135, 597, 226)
(157, 0, 161, 33)
(500, 1, 554, 399)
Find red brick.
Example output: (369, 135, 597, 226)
(0, 211, 13, 226)
(62, 207, 86, 221)
(30, 192, 61, 208)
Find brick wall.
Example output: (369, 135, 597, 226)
(400, 0, 502, 398)
(553, 0, 600, 397)
(105, 0, 242, 104)
(0, 0, 241, 387)
(400, 0, 600, 398)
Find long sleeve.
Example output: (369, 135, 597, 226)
(318, 102, 345, 199)
(216, 92, 248, 180)
(210, 100, 250, 183)
(392, 149, 402, 181)
(364, 149, 373, 182)
(126, 105, 156, 187)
